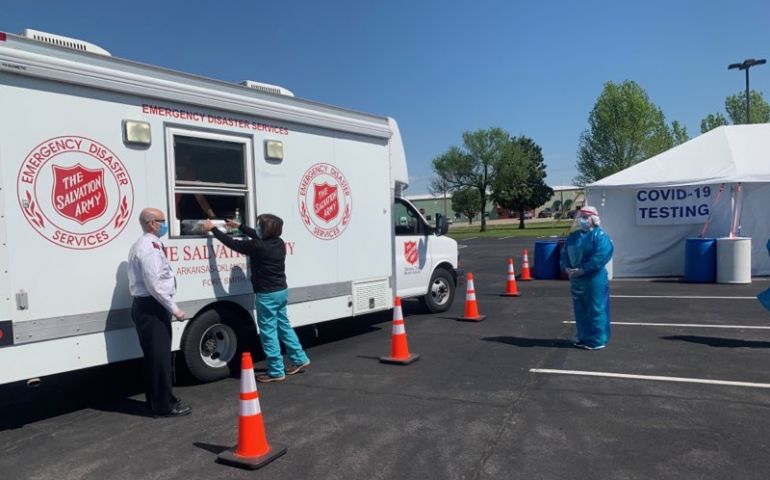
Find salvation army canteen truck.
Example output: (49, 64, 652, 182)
(0, 29, 458, 385)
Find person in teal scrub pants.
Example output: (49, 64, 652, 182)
(201, 214, 310, 382)
(560, 206, 614, 350)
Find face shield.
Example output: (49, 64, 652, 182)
(573, 207, 600, 230)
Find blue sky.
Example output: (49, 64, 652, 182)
(4, 1, 769, 193)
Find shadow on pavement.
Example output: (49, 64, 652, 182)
(1, 308, 398, 431)
(0, 359, 145, 431)
(482, 336, 574, 348)
(296, 309, 393, 348)
(89, 397, 154, 418)
(356, 355, 383, 361)
(662, 335, 770, 349)
(194, 441, 229, 455)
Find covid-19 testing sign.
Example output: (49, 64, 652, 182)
(635, 185, 715, 226)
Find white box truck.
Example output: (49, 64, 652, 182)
(0, 29, 458, 385)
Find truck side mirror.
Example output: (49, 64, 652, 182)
(434, 213, 448, 236)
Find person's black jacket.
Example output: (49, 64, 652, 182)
(211, 225, 287, 293)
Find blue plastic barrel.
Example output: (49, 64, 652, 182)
(684, 237, 716, 283)
(534, 239, 561, 279)
(556, 237, 569, 280)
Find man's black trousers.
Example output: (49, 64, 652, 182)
(131, 296, 174, 414)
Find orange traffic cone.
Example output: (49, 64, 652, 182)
(458, 272, 487, 321)
(519, 249, 533, 281)
(217, 353, 287, 470)
(501, 258, 521, 297)
(380, 297, 420, 365)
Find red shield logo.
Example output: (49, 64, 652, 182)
(51, 164, 107, 224)
(404, 240, 419, 265)
(314, 182, 339, 223)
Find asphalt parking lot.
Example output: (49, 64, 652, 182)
(2, 237, 770, 480)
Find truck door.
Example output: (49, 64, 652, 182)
(393, 198, 433, 298)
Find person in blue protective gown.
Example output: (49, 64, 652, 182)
(559, 206, 614, 350)
(757, 238, 770, 311)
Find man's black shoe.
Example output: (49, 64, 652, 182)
(155, 404, 191, 418)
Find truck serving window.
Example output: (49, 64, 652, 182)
(169, 133, 251, 236)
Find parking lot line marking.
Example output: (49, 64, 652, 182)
(463, 237, 478, 241)
(611, 295, 756, 300)
(562, 321, 770, 330)
(530, 368, 770, 389)
(498, 236, 514, 240)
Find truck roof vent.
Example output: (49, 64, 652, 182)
(240, 80, 294, 97)
(21, 29, 111, 56)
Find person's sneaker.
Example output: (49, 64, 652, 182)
(285, 360, 311, 375)
(256, 374, 286, 383)
(154, 404, 192, 418)
(580, 344, 606, 351)
(571, 337, 586, 347)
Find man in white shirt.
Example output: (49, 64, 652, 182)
(128, 208, 190, 417)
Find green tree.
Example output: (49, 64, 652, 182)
(725, 90, 770, 124)
(671, 120, 689, 145)
(432, 128, 510, 232)
(450, 188, 481, 224)
(428, 177, 451, 219)
(700, 113, 728, 133)
(699, 90, 769, 133)
(562, 198, 574, 215)
(491, 136, 553, 229)
(575, 80, 677, 185)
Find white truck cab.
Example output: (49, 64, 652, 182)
(393, 197, 457, 312)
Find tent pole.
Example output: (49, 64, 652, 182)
(730, 184, 736, 238)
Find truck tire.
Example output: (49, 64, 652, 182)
(423, 268, 455, 313)
(181, 309, 244, 383)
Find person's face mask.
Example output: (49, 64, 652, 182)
(156, 220, 168, 238)
(578, 217, 592, 230)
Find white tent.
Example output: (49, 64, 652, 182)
(587, 124, 770, 277)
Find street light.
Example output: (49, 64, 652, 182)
(728, 58, 767, 124)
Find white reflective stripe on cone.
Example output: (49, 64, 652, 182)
(392, 324, 406, 335)
(467, 280, 475, 290)
(394, 306, 403, 319)
(241, 369, 257, 393)
(467, 293, 476, 300)
(508, 274, 515, 280)
(240, 398, 261, 417)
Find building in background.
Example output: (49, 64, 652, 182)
(537, 186, 584, 218)
(406, 185, 585, 224)
(405, 193, 498, 223)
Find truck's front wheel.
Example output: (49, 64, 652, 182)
(423, 268, 455, 313)
(181, 309, 241, 382)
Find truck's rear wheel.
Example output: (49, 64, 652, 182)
(423, 268, 455, 313)
(181, 309, 241, 382)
